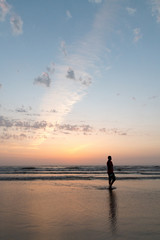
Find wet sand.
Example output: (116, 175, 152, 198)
(0, 179, 160, 240)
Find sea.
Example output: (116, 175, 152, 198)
(0, 165, 160, 181)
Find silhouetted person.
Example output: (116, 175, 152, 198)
(107, 156, 116, 189)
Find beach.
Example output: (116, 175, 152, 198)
(0, 166, 160, 240)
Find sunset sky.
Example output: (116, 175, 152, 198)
(0, 0, 160, 165)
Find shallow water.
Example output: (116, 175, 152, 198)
(0, 178, 160, 240)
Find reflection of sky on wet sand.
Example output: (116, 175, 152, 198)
(0, 180, 160, 240)
(0, 181, 112, 240)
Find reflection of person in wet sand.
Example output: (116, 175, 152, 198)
(109, 190, 117, 234)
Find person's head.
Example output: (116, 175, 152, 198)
(108, 156, 112, 161)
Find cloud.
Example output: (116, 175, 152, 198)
(148, 95, 159, 100)
(46, 62, 55, 74)
(10, 14, 23, 35)
(66, 10, 72, 19)
(0, 115, 130, 143)
(32, 121, 48, 129)
(0, 115, 13, 127)
(88, 0, 102, 3)
(133, 28, 142, 42)
(16, 106, 27, 113)
(39, 64, 88, 126)
(106, 47, 111, 53)
(0, 115, 94, 140)
(126, 7, 136, 16)
(106, 65, 112, 71)
(61, 41, 67, 57)
(55, 123, 93, 135)
(0, 0, 23, 35)
(15, 106, 33, 113)
(99, 128, 106, 133)
(66, 67, 75, 79)
(81, 124, 93, 133)
(32, 0, 116, 145)
(66, 67, 92, 86)
(99, 127, 128, 136)
(151, 0, 160, 23)
(0, 115, 52, 130)
(48, 109, 57, 113)
(34, 72, 51, 87)
(0, 116, 53, 143)
(0, 83, 2, 88)
(0, 0, 11, 21)
(0, 132, 28, 141)
(34, 62, 54, 87)
(56, 124, 79, 132)
(79, 75, 92, 86)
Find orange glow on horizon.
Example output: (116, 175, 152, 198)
(0, 133, 160, 165)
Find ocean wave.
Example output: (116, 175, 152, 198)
(0, 165, 160, 181)
(0, 175, 160, 181)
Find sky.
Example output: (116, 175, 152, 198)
(0, 0, 160, 165)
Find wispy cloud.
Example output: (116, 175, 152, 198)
(10, 14, 23, 35)
(0, 115, 13, 127)
(106, 65, 112, 71)
(151, 0, 160, 23)
(66, 10, 72, 19)
(0, 0, 23, 35)
(0, 115, 128, 143)
(99, 127, 128, 136)
(0, 83, 2, 88)
(32, 0, 117, 145)
(106, 47, 111, 53)
(0, 116, 92, 141)
(79, 75, 92, 86)
(148, 95, 159, 100)
(126, 7, 136, 16)
(1, 133, 28, 141)
(61, 41, 67, 57)
(133, 28, 142, 42)
(46, 62, 55, 74)
(55, 123, 93, 135)
(15, 106, 28, 113)
(0, 115, 50, 130)
(0, 0, 11, 21)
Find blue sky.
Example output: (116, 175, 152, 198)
(0, 0, 160, 165)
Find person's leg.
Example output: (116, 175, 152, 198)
(111, 174, 116, 186)
(109, 175, 112, 188)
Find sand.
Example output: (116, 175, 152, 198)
(0, 179, 160, 240)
